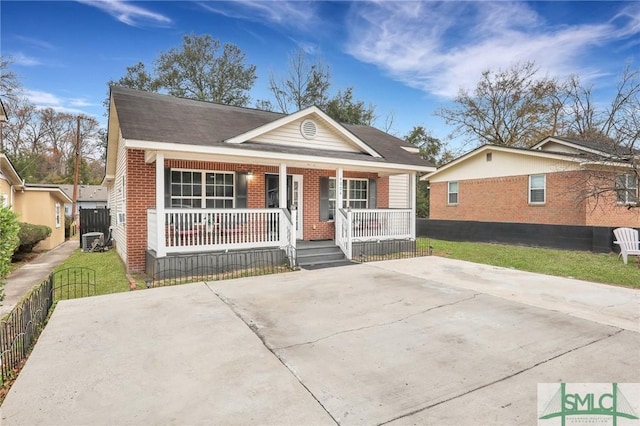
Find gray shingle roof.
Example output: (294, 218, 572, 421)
(111, 86, 434, 168)
(551, 136, 638, 157)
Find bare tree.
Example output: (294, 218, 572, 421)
(268, 48, 331, 113)
(436, 61, 564, 148)
(567, 66, 640, 209)
(0, 56, 21, 101)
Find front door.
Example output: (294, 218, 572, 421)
(265, 174, 303, 240)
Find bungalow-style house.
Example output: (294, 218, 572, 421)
(425, 136, 638, 228)
(0, 154, 72, 250)
(103, 87, 435, 274)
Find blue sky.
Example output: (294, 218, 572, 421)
(1, 1, 639, 150)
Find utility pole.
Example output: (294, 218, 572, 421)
(72, 116, 81, 226)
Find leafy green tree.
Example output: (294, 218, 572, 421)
(405, 126, 443, 163)
(325, 87, 376, 125)
(0, 206, 20, 303)
(155, 33, 257, 106)
(405, 126, 443, 218)
(108, 34, 257, 107)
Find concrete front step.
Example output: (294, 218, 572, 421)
(296, 241, 347, 266)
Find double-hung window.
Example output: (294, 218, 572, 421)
(529, 174, 545, 204)
(55, 203, 61, 228)
(327, 178, 368, 220)
(616, 174, 638, 204)
(447, 181, 458, 205)
(171, 170, 234, 208)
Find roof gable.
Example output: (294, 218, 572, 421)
(531, 136, 633, 158)
(225, 106, 381, 157)
(424, 144, 582, 182)
(0, 154, 23, 186)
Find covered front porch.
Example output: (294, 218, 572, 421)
(142, 151, 418, 276)
(146, 206, 415, 263)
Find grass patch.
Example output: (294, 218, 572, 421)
(418, 238, 640, 289)
(53, 249, 133, 296)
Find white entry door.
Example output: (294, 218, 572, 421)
(292, 174, 303, 240)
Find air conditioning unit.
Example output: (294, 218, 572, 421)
(82, 232, 104, 252)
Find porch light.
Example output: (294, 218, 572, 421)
(247, 171, 254, 179)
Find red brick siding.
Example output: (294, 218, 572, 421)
(429, 171, 588, 225)
(126, 149, 156, 272)
(430, 170, 640, 227)
(126, 157, 390, 270)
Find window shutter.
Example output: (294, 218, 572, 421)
(368, 178, 377, 209)
(235, 173, 247, 208)
(164, 168, 171, 208)
(319, 177, 329, 221)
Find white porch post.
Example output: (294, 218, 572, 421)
(409, 171, 416, 239)
(279, 163, 287, 208)
(156, 153, 166, 257)
(335, 167, 344, 241)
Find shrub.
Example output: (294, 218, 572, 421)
(0, 207, 20, 302)
(14, 222, 52, 257)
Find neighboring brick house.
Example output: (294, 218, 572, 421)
(103, 87, 435, 273)
(425, 137, 639, 228)
(0, 154, 71, 250)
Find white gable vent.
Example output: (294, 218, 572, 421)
(300, 119, 317, 140)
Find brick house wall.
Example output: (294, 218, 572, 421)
(430, 169, 639, 227)
(125, 154, 390, 272)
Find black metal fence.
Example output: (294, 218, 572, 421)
(352, 239, 432, 263)
(0, 268, 96, 385)
(146, 247, 295, 287)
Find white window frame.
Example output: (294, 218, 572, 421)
(616, 174, 638, 205)
(55, 202, 61, 228)
(118, 176, 126, 225)
(328, 178, 368, 220)
(0, 193, 6, 208)
(170, 169, 235, 209)
(447, 181, 459, 205)
(529, 174, 546, 204)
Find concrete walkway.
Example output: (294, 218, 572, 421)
(0, 239, 78, 318)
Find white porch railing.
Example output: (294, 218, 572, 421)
(336, 208, 413, 260)
(147, 208, 295, 256)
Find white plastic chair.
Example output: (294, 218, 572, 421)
(613, 227, 640, 265)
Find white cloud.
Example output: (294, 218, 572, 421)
(14, 36, 55, 51)
(199, 0, 318, 32)
(10, 52, 41, 67)
(344, 2, 640, 99)
(24, 89, 95, 115)
(76, 0, 171, 27)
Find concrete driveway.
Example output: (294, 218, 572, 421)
(1, 257, 638, 425)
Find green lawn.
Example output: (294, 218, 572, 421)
(53, 248, 133, 297)
(417, 238, 640, 289)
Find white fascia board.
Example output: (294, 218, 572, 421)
(531, 136, 615, 158)
(24, 187, 73, 203)
(224, 106, 382, 158)
(422, 145, 582, 181)
(124, 139, 434, 173)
